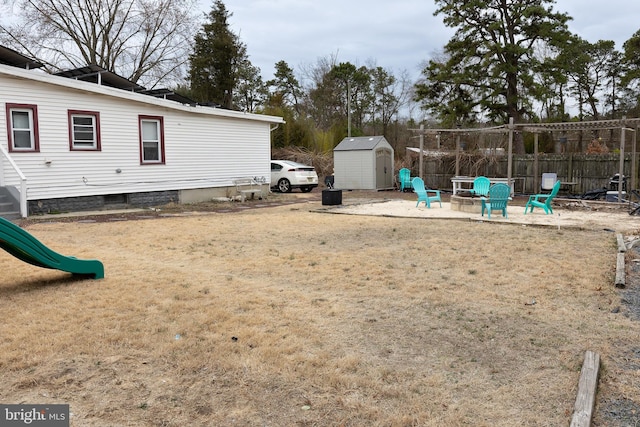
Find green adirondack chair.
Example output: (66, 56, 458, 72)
(412, 177, 442, 208)
(469, 176, 490, 197)
(399, 168, 412, 192)
(481, 183, 511, 218)
(524, 180, 561, 214)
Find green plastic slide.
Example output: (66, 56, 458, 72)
(0, 217, 104, 279)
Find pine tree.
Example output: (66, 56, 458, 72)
(188, 0, 243, 109)
(415, 0, 572, 145)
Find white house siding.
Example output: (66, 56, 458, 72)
(0, 65, 282, 204)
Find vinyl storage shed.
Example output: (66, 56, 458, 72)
(333, 136, 394, 190)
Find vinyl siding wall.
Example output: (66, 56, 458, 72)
(0, 68, 278, 201)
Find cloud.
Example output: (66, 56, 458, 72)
(216, 0, 452, 80)
(199, 0, 640, 82)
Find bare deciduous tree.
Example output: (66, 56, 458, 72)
(0, 0, 200, 88)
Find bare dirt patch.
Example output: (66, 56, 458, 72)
(1, 191, 640, 426)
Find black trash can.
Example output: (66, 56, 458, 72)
(322, 189, 342, 205)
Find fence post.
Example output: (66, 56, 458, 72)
(619, 120, 626, 198)
(455, 133, 461, 176)
(632, 125, 638, 192)
(507, 117, 514, 186)
(568, 153, 574, 185)
(534, 133, 539, 193)
(419, 123, 424, 181)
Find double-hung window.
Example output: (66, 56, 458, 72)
(6, 103, 39, 152)
(69, 110, 101, 151)
(139, 115, 165, 164)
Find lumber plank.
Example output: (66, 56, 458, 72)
(570, 350, 600, 427)
(617, 234, 626, 253)
(615, 252, 626, 288)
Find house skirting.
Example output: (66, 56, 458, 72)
(28, 190, 180, 215)
(26, 184, 260, 216)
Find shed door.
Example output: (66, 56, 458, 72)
(375, 148, 393, 189)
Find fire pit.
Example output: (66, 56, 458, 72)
(450, 193, 482, 213)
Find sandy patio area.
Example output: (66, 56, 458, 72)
(315, 197, 640, 235)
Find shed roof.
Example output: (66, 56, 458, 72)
(54, 64, 144, 91)
(0, 63, 284, 124)
(137, 88, 197, 106)
(0, 45, 43, 69)
(56, 65, 199, 106)
(518, 118, 640, 132)
(334, 136, 390, 151)
(0, 45, 207, 108)
(411, 118, 640, 135)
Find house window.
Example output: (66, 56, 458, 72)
(139, 115, 165, 164)
(69, 110, 101, 150)
(6, 103, 39, 152)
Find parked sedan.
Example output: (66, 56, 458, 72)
(270, 160, 319, 193)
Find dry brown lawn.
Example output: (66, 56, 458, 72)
(1, 199, 639, 426)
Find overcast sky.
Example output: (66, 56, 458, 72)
(200, 0, 640, 83)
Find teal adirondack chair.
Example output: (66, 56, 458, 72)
(524, 180, 561, 214)
(481, 183, 511, 218)
(399, 168, 412, 192)
(469, 176, 490, 197)
(411, 177, 442, 208)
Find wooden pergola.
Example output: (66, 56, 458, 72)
(411, 117, 640, 197)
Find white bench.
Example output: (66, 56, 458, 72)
(233, 178, 266, 202)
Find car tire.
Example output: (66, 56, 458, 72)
(300, 186, 313, 193)
(278, 178, 292, 193)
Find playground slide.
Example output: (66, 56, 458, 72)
(0, 217, 104, 279)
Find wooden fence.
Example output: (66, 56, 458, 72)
(415, 153, 637, 195)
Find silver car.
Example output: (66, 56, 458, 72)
(270, 160, 319, 193)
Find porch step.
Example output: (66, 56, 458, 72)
(0, 204, 20, 220)
(0, 192, 21, 220)
(0, 211, 21, 221)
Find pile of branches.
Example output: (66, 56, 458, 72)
(272, 147, 334, 179)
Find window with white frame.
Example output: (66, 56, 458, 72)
(6, 103, 39, 152)
(139, 115, 165, 164)
(69, 110, 101, 150)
